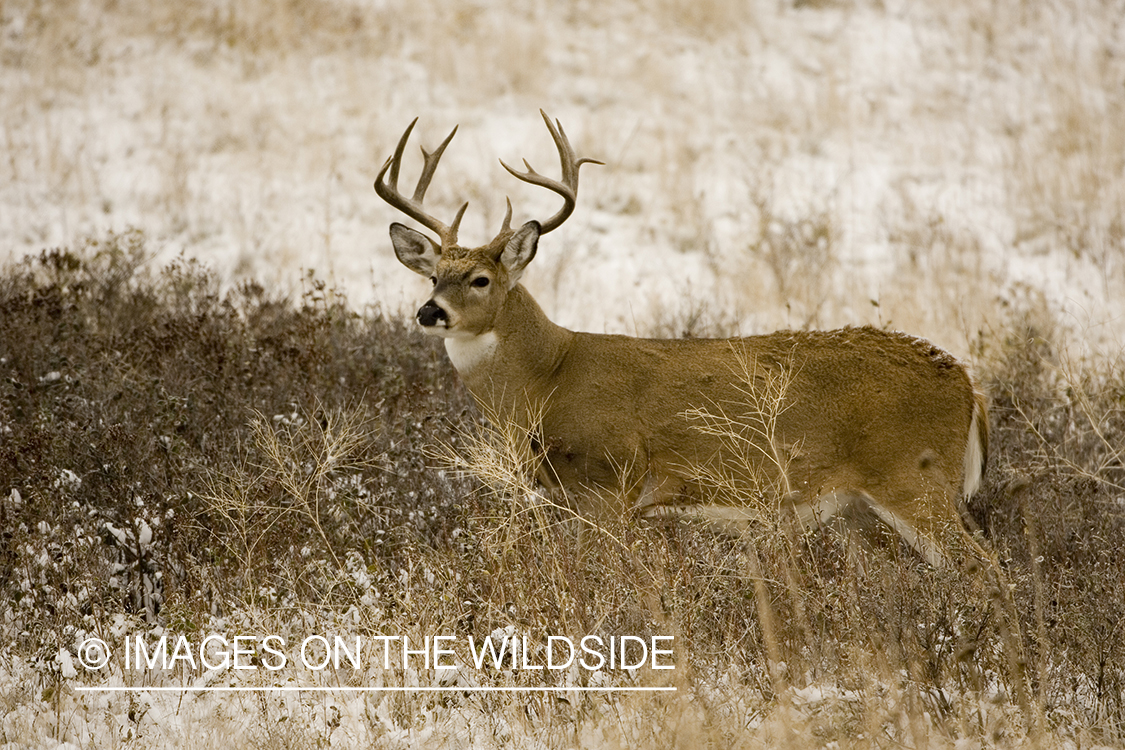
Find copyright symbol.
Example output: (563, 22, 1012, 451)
(76, 638, 110, 670)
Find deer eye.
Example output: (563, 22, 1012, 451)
(430, 277, 437, 286)
(471, 277, 490, 288)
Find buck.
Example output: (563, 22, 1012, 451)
(375, 111, 991, 568)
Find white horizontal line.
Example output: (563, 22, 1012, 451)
(77, 686, 677, 693)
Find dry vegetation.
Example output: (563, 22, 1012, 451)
(2, 0, 1124, 746)
(0, 233, 1122, 747)
(2, 0, 1122, 342)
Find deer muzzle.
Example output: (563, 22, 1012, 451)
(417, 300, 448, 328)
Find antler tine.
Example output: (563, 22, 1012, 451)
(385, 117, 417, 193)
(546, 114, 603, 186)
(374, 119, 465, 246)
(414, 125, 458, 203)
(450, 201, 469, 239)
(499, 197, 513, 235)
(498, 109, 603, 236)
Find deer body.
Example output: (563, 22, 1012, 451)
(376, 112, 989, 567)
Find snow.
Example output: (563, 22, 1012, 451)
(1, 0, 1121, 357)
(1, 1, 1123, 745)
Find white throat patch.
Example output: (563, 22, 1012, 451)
(445, 332, 499, 374)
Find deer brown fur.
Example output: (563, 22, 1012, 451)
(376, 111, 990, 568)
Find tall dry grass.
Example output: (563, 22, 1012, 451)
(4, 232, 1120, 747)
(1, 0, 1124, 744)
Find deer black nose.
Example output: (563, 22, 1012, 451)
(417, 301, 448, 327)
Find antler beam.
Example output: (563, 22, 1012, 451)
(374, 118, 468, 247)
(499, 110, 604, 236)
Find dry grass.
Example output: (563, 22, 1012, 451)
(2, 0, 1124, 745)
(2, 234, 1123, 747)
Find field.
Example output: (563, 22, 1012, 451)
(1, 0, 1124, 747)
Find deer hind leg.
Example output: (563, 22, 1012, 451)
(864, 501, 949, 569)
(788, 487, 962, 569)
(865, 478, 993, 571)
(784, 491, 897, 574)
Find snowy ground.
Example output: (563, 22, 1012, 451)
(2, 0, 1122, 357)
(2, 1, 1125, 746)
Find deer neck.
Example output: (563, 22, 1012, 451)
(445, 284, 572, 409)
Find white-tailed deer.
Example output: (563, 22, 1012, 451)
(375, 111, 991, 568)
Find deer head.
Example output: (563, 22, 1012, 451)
(375, 110, 602, 339)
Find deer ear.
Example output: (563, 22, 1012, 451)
(499, 221, 540, 286)
(390, 223, 440, 277)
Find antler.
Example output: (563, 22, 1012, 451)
(374, 118, 469, 247)
(499, 110, 603, 236)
